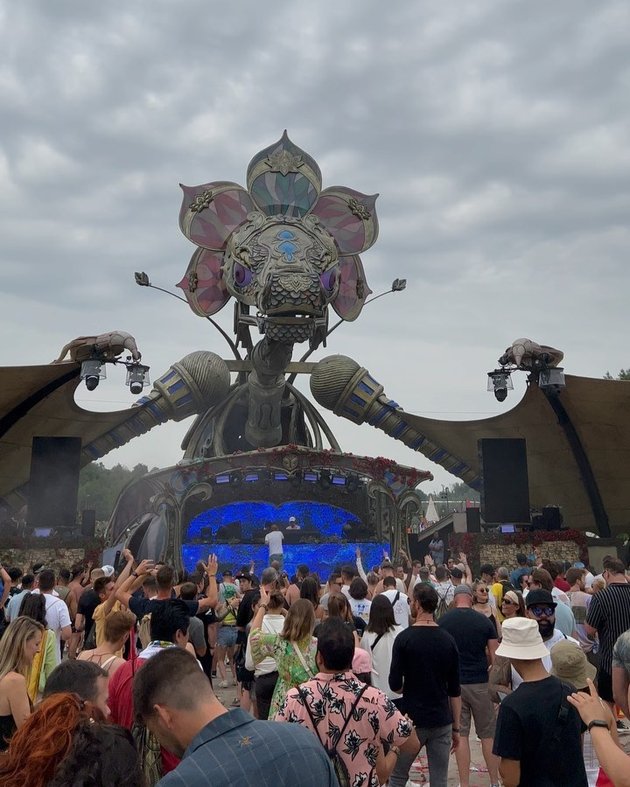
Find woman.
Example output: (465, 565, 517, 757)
(360, 595, 402, 699)
(328, 593, 365, 640)
(0, 616, 44, 751)
(249, 591, 317, 718)
(348, 577, 371, 624)
(244, 590, 285, 720)
(78, 609, 136, 678)
(299, 576, 325, 621)
(500, 590, 526, 621)
(18, 594, 57, 701)
(0, 691, 143, 786)
(472, 580, 499, 635)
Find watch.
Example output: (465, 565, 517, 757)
(587, 719, 610, 732)
(132, 572, 139, 578)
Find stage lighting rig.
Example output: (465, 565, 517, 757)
(487, 369, 513, 402)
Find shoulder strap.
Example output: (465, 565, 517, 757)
(370, 633, 385, 652)
(100, 654, 119, 671)
(336, 683, 370, 746)
(299, 682, 369, 753)
(292, 641, 314, 677)
(393, 591, 400, 605)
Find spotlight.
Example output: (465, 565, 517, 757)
(487, 369, 513, 402)
(126, 362, 151, 395)
(80, 359, 106, 391)
(538, 367, 566, 395)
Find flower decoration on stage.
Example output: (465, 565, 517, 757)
(176, 131, 378, 341)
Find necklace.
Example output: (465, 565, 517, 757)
(413, 616, 437, 626)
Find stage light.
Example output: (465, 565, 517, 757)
(274, 472, 288, 481)
(125, 362, 151, 395)
(303, 472, 318, 483)
(245, 473, 259, 482)
(332, 475, 346, 486)
(538, 367, 566, 395)
(81, 359, 106, 391)
(487, 369, 513, 402)
(214, 474, 230, 485)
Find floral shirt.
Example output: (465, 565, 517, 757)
(275, 671, 413, 787)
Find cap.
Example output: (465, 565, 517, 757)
(101, 565, 115, 578)
(525, 589, 556, 608)
(496, 618, 550, 660)
(289, 516, 296, 522)
(453, 584, 473, 597)
(235, 572, 251, 581)
(550, 641, 596, 690)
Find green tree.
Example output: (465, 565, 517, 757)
(78, 462, 150, 521)
(604, 368, 630, 380)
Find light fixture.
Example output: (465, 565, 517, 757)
(538, 367, 566, 395)
(487, 369, 513, 402)
(81, 359, 106, 391)
(125, 363, 151, 395)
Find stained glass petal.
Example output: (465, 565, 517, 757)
(311, 187, 379, 254)
(176, 248, 230, 317)
(179, 182, 254, 251)
(331, 255, 372, 322)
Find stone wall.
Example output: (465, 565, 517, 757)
(0, 548, 87, 573)
(479, 541, 581, 570)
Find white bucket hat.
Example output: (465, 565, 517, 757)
(496, 618, 549, 660)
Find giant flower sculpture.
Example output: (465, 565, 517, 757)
(177, 132, 378, 347)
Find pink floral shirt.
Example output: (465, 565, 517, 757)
(275, 671, 413, 787)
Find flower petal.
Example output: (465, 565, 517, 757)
(176, 247, 230, 316)
(179, 181, 254, 250)
(311, 187, 379, 254)
(331, 255, 372, 322)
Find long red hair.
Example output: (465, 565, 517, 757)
(0, 692, 89, 786)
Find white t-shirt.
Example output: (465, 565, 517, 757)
(381, 589, 410, 629)
(361, 626, 403, 699)
(349, 597, 372, 623)
(264, 530, 284, 555)
(34, 591, 71, 664)
(511, 629, 580, 689)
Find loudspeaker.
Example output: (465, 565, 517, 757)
(479, 438, 530, 523)
(81, 509, 96, 538)
(28, 436, 82, 529)
(542, 506, 562, 531)
(466, 508, 481, 533)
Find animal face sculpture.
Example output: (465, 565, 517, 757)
(177, 132, 378, 345)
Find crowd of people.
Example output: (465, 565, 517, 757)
(0, 545, 628, 786)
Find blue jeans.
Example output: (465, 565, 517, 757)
(388, 723, 452, 787)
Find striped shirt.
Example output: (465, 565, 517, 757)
(585, 583, 630, 672)
(156, 708, 339, 787)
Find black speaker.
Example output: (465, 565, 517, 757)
(28, 437, 82, 529)
(542, 506, 562, 531)
(466, 508, 481, 533)
(479, 438, 530, 523)
(81, 509, 96, 538)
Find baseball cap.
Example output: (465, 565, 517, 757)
(101, 565, 115, 578)
(289, 516, 296, 522)
(525, 588, 556, 608)
(453, 584, 473, 597)
(496, 618, 549, 660)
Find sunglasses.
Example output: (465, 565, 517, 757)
(529, 605, 555, 618)
(476, 588, 488, 593)
(502, 599, 517, 606)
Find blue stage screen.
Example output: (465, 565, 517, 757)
(182, 500, 387, 579)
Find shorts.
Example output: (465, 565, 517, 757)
(459, 682, 496, 739)
(217, 625, 238, 648)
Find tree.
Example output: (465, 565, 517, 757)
(604, 369, 630, 380)
(78, 462, 151, 521)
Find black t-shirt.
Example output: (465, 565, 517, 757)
(77, 588, 100, 636)
(128, 596, 200, 618)
(236, 589, 260, 629)
(389, 626, 460, 728)
(493, 675, 587, 787)
(438, 608, 497, 684)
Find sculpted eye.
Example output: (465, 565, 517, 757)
(234, 262, 253, 287)
(320, 268, 337, 292)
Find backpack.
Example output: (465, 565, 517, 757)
(434, 586, 451, 619)
(138, 613, 152, 649)
(299, 683, 369, 787)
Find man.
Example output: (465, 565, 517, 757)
(179, 582, 208, 658)
(264, 524, 284, 568)
(276, 618, 418, 787)
(565, 567, 594, 655)
(33, 568, 71, 663)
(433, 566, 454, 618)
(529, 568, 576, 636)
(5, 573, 34, 622)
(528, 567, 570, 606)
(381, 575, 410, 629)
(373, 561, 406, 595)
(509, 553, 530, 590)
(612, 630, 630, 719)
(319, 571, 343, 611)
(285, 564, 309, 606)
(389, 584, 461, 787)
(511, 588, 581, 689)
(286, 515, 300, 530)
(493, 617, 587, 786)
(428, 534, 444, 567)
(133, 648, 339, 786)
(585, 557, 630, 708)
(43, 659, 110, 720)
(438, 584, 499, 787)
(109, 598, 194, 777)
(339, 564, 355, 598)
(74, 567, 104, 646)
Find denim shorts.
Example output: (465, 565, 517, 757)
(217, 625, 238, 647)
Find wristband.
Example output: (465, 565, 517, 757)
(132, 572, 139, 578)
(587, 719, 610, 732)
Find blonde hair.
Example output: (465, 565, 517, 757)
(280, 599, 315, 642)
(103, 609, 136, 643)
(0, 617, 44, 680)
(90, 568, 105, 583)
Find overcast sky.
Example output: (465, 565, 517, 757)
(1, 0, 629, 496)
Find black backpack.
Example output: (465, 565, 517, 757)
(298, 683, 369, 787)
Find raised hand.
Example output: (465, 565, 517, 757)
(136, 559, 155, 576)
(122, 548, 134, 563)
(206, 554, 218, 576)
